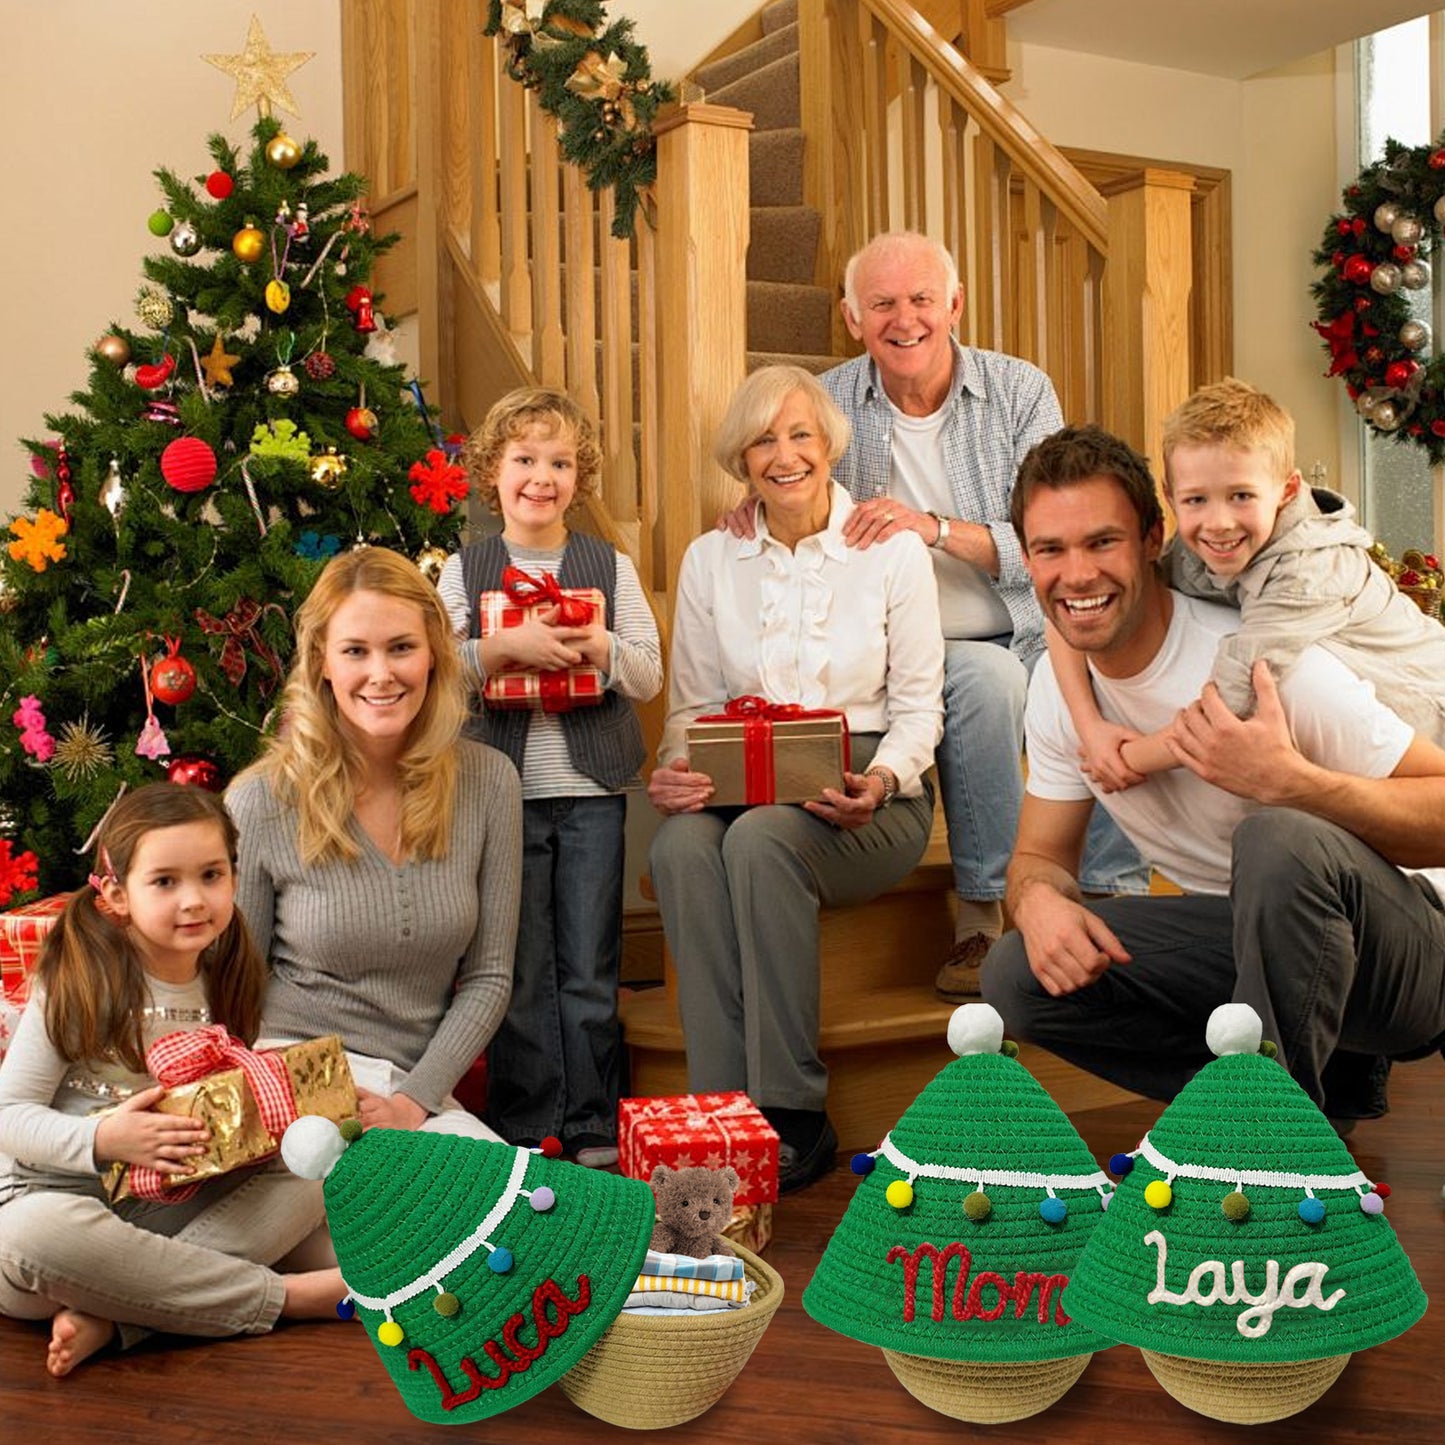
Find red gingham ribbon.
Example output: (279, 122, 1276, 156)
(500, 565, 595, 626)
(694, 696, 851, 804)
(125, 1026, 297, 1202)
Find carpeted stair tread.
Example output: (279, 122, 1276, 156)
(748, 205, 822, 283)
(705, 51, 799, 136)
(749, 127, 805, 208)
(761, 0, 798, 34)
(695, 21, 798, 96)
(746, 278, 834, 356)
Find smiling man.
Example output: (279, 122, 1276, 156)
(816, 231, 1147, 998)
(981, 425, 1445, 1121)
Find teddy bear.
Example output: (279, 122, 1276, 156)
(648, 1163, 739, 1257)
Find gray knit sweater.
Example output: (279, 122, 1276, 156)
(228, 740, 522, 1113)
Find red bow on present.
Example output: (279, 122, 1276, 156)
(194, 598, 286, 694)
(125, 1025, 298, 1202)
(695, 696, 851, 805)
(501, 565, 595, 626)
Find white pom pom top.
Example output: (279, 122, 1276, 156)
(281, 1114, 347, 1181)
(948, 1003, 1005, 1058)
(1205, 1002, 1263, 1058)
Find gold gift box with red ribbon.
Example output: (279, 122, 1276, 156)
(477, 564, 605, 713)
(105, 1032, 358, 1200)
(1, 893, 69, 1007)
(686, 697, 849, 806)
(619, 1090, 780, 1206)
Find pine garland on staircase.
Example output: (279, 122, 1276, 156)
(486, 1, 675, 238)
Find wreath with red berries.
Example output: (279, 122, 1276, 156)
(1311, 134, 1445, 464)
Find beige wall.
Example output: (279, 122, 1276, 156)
(0, 1, 344, 516)
(1003, 41, 1345, 491)
(613, 1, 757, 82)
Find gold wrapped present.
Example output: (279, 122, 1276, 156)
(686, 698, 849, 806)
(105, 1032, 357, 1201)
(722, 1202, 773, 1255)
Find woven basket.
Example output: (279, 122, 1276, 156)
(1140, 1349, 1350, 1424)
(882, 1349, 1093, 1423)
(1399, 584, 1442, 619)
(559, 1241, 784, 1429)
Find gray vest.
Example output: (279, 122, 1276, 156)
(460, 532, 644, 791)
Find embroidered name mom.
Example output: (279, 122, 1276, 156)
(886, 1241, 1071, 1325)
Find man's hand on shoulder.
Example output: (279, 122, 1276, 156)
(715, 492, 760, 539)
(1012, 878, 1131, 997)
(841, 497, 927, 550)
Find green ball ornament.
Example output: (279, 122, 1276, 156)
(963, 1190, 992, 1222)
(1222, 1190, 1251, 1221)
(433, 1292, 461, 1318)
(147, 208, 174, 237)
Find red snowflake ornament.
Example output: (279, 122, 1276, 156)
(0, 840, 40, 907)
(407, 449, 469, 515)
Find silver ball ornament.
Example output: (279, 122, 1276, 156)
(169, 221, 201, 257)
(99, 457, 127, 520)
(265, 364, 300, 397)
(1400, 259, 1431, 291)
(1370, 400, 1403, 432)
(1369, 262, 1402, 295)
(1390, 215, 1424, 248)
(1399, 320, 1431, 352)
(1373, 201, 1401, 233)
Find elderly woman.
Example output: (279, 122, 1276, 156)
(648, 366, 944, 1192)
(229, 547, 522, 1140)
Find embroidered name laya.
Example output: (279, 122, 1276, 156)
(1143, 1230, 1345, 1339)
(408, 1274, 591, 1409)
(887, 1241, 1071, 1325)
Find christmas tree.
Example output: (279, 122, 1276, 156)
(0, 22, 466, 899)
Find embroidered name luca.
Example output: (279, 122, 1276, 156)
(1143, 1230, 1345, 1339)
(408, 1274, 592, 1409)
(886, 1241, 1071, 1325)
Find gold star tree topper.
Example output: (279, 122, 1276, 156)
(203, 15, 314, 120)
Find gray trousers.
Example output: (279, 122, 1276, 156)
(0, 1160, 323, 1348)
(981, 809, 1445, 1116)
(650, 735, 935, 1113)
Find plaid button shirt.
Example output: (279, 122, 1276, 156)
(820, 340, 1060, 661)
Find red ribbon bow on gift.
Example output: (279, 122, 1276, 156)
(124, 1025, 297, 1202)
(193, 598, 287, 695)
(500, 565, 596, 627)
(695, 696, 851, 805)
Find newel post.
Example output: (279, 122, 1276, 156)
(651, 103, 753, 600)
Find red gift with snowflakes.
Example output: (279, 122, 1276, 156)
(477, 565, 605, 713)
(1, 893, 68, 1007)
(618, 1090, 780, 1206)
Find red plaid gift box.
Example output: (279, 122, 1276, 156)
(619, 1091, 779, 1206)
(1, 893, 69, 1007)
(478, 565, 605, 713)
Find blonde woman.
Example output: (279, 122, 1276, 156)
(229, 548, 522, 1138)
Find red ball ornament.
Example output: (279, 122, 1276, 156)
(150, 640, 197, 706)
(1351, 216, 1367, 235)
(1429, 148, 1445, 169)
(1385, 360, 1420, 389)
(304, 351, 337, 381)
(345, 406, 378, 441)
(1393, 244, 1417, 262)
(166, 755, 222, 791)
(1353, 296, 1373, 312)
(1343, 254, 1374, 284)
(1335, 218, 1353, 236)
(160, 436, 218, 493)
(1431, 420, 1445, 438)
(205, 170, 235, 199)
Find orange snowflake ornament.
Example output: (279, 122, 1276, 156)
(7, 509, 68, 572)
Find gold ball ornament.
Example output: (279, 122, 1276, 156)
(416, 545, 448, 584)
(232, 225, 266, 263)
(95, 334, 131, 367)
(309, 447, 349, 488)
(135, 287, 174, 329)
(266, 364, 300, 397)
(266, 133, 302, 169)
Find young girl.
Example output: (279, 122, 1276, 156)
(439, 388, 662, 1166)
(0, 784, 341, 1377)
(1048, 379, 1445, 791)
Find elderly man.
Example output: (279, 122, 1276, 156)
(818, 231, 1146, 997)
(981, 425, 1445, 1120)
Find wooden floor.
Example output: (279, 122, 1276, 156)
(2, 1053, 1441, 1444)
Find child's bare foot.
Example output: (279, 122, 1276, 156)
(281, 1266, 346, 1320)
(47, 1309, 116, 1377)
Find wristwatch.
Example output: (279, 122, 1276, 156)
(864, 766, 899, 807)
(927, 512, 951, 550)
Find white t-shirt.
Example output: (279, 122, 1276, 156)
(1026, 591, 1428, 896)
(887, 400, 1013, 641)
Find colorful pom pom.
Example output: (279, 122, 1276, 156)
(1100, 1190, 1113, 1211)
(884, 1180, 914, 1210)
(377, 1320, 404, 1347)
(487, 1246, 514, 1272)
(433, 1292, 460, 1317)
(1143, 1180, 1173, 1210)
(1039, 1197, 1068, 1225)
(538, 1136, 563, 1158)
(336, 1299, 356, 1321)
(1360, 1192, 1385, 1216)
(1221, 1190, 1251, 1221)
(1000, 1039, 1019, 1058)
(1298, 1197, 1327, 1225)
(1108, 1152, 1134, 1177)
(529, 1186, 556, 1212)
(339, 1118, 363, 1142)
(963, 1191, 992, 1222)
(1372, 1182, 1391, 1199)
(1259, 1040, 1278, 1058)
(850, 1153, 876, 1176)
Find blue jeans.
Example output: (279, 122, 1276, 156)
(485, 794, 626, 1146)
(935, 635, 1149, 902)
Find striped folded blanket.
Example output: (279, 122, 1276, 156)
(641, 1249, 744, 1283)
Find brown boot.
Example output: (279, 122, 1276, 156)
(933, 932, 994, 1002)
